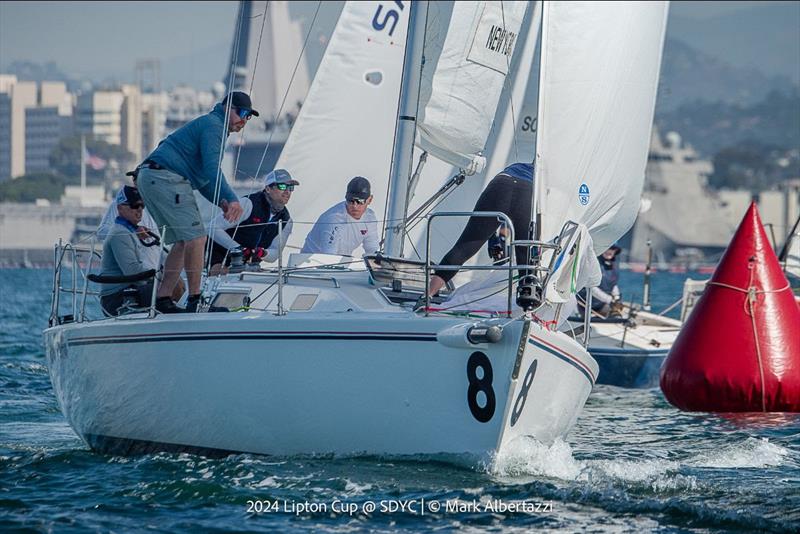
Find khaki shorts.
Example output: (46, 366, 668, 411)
(137, 167, 205, 245)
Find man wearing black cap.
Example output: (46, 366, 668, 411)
(136, 91, 257, 313)
(98, 186, 155, 316)
(301, 176, 379, 257)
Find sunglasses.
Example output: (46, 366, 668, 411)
(236, 108, 254, 121)
(270, 183, 295, 191)
(347, 197, 368, 205)
(126, 203, 145, 210)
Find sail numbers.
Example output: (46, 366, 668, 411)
(467, 351, 496, 423)
(510, 359, 538, 427)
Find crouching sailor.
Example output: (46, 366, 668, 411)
(98, 186, 157, 316)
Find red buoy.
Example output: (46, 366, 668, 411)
(660, 202, 800, 412)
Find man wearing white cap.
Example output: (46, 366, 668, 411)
(208, 168, 298, 272)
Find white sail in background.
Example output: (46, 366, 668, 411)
(416, 1, 527, 172)
(226, 1, 310, 125)
(535, 1, 669, 254)
(276, 1, 409, 252)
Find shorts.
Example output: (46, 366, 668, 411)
(137, 167, 205, 245)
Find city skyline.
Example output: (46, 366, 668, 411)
(1, 1, 797, 91)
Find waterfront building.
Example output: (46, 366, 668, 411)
(0, 77, 73, 181)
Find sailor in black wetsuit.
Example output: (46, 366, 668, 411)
(427, 162, 533, 296)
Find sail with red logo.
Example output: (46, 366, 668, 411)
(660, 202, 800, 412)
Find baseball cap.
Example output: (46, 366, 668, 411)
(264, 168, 299, 187)
(116, 185, 142, 207)
(222, 91, 260, 117)
(346, 176, 371, 201)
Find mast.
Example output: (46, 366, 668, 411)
(531, 0, 546, 248)
(384, 1, 429, 258)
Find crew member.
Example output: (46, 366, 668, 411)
(98, 186, 155, 316)
(427, 162, 533, 295)
(301, 176, 379, 257)
(136, 91, 254, 312)
(209, 168, 297, 272)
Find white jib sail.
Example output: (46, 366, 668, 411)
(275, 1, 409, 253)
(406, 1, 541, 265)
(416, 1, 527, 173)
(535, 1, 669, 255)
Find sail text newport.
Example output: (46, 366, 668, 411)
(485, 25, 517, 56)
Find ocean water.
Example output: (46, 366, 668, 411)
(1, 268, 798, 532)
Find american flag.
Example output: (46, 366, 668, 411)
(83, 147, 107, 171)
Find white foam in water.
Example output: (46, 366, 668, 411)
(492, 437, 584, 480)
(255, 476, 279, 488)
(688, 437, 790, 468)
(492, 436, 698, 492)
(344, 479, 373, 495)
(594, 458, 681, 482)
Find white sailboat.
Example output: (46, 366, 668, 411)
(44, 1, 668, 464)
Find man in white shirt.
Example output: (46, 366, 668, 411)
(301, 176, 380, 257)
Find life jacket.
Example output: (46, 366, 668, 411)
(226, 191, 290, 250)
(598, 256, 619, 293)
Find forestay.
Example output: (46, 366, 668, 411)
(535, 1, 669, 254)
(416, 1, 527, 174)
(275, 1, 409, 252)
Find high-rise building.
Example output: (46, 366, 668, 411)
(0, 75, 38, 181)
(24, 81, 73, 174)
(24, 107, 63, 173)
(120, 85, 143, 162)
(140, 91, 168, 155)
(76, 90, 125, 145)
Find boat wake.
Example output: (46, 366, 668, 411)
(492, 435, 793, 487)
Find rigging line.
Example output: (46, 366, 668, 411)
(221, 0, 322, 270)
(252, 0, 323, 182)
(234, 0, 270, 177)
(499, 1, 520, 164)
(231, 1, 271, 195)
(218, 0, 275, 270)
(204, 1, 246, 271)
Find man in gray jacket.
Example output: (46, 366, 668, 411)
(99, 186, 155, 316)
(137, 91, 254, 312)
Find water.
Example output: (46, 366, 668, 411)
(2, 268, 798, 532)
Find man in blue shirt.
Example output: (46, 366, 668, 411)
(137, 91, 255, 313)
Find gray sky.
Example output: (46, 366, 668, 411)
(0, 1, 794, 89)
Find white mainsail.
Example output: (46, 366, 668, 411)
(275, 1, 409, 252)
(535, 1, 669, 254)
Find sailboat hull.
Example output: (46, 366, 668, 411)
(44, 313, 596, 464)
